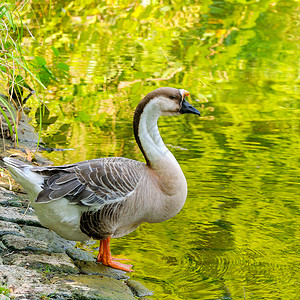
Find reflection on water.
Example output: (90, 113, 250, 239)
(27, 0, 299, 299)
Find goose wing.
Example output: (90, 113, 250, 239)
(32, 157, 144, 207)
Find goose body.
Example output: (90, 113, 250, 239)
(3, 87, 200, 271)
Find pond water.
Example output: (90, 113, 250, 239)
(25, 1, 299, 299)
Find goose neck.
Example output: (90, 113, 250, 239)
(133, 98, 178, 168)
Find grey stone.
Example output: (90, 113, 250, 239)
(0, 106, 40, 147)
(75, 260, 130, 280)
(8, 252, 79, 274)
(0, 265, 72, 299)
(0, 259, 127, 300)
(0, 206, 41, 227)
(22, 225, 75, 253)
(126, 279, 154, 297)
(0, 241, 7, 252)
(0, 187, 23, 207)
(44, 291, 73, 299)
(64, 275, 135, 300)
(66, 246, 95, 262)
(2, 234, 49, 252)
(0, 220, 26, 237)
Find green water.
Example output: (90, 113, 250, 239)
(26, 1, 299, 299)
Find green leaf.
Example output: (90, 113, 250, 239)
(35, 56, 47, 66)
(0, 95, 18, 144)
(57, 62, 69, 71)
(3, 41, 12, 50)
(0, 6, 7, 18)
(38, 69, 51, 85)
(4, 10, 15, 30)
(52, 46, 60, 57)
(5, 53, 46, 89)
(39, 65, 59, 84)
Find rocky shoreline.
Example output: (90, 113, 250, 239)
(0, 187, 152, 299)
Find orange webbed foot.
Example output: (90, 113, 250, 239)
(96, 237, 133, 272)
(103, 260, 133, 272)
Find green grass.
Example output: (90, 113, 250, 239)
(0, 2, 70, 148)
(0, 2, 44, 146)
(0, 284, 10, 296)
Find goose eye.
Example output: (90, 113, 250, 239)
(170, 95, 176, 100)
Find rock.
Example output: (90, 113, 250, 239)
(126, 279, 154, 297)
(0, 241, 6, 252)
(0, 265, 72, 299)
(64, 275, 136, 300)
(0, 206, 41, 227)
(0, 220, 26, 237)
(0, 187, 24, 207)
(8, 252, 79, 274)
(75, 260, 129, 280)
(0, 260, 138, 300)
(22, 225, 75, 253)
(66, 246, 95, 262)
(2, 234, 48, 252)
(0, 103, 40, 147)
(68, 247, 130, 280)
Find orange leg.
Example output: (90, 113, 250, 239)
(96, 237, 133, 272)
(97, 240, 104, 261)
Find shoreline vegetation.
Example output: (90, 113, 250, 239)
(0, 2, 42, 147)
(0, 2, 70, 149)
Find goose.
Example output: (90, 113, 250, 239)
(3, 87, 200, 272)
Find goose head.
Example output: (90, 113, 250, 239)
(137, 87, 200, 117)
(133, 87, 200, 166)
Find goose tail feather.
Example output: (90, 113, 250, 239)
(3, 157, 31, 169)
(2, 157, 44, 198)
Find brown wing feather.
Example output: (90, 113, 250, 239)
(32, 157, 145, 207)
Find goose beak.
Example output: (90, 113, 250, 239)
(180, 99, 200, 115)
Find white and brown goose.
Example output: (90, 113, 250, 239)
(3, 87, 200, 272)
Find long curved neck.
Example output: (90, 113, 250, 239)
(133, 98, 178, 168)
